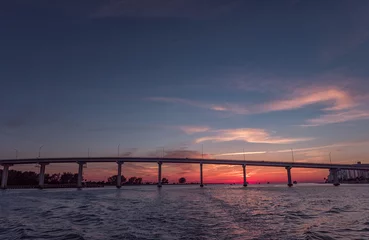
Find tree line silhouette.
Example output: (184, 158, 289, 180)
(0, 170, 82, 185)
(0, 169, 188, 186)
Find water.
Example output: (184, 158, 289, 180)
(1, 184, 369, 240)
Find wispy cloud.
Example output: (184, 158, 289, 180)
(216, 151, 267, 156)
(150, 84, 369, 126)
(215, 140, 369, 157)
(150, 86, 356, 114)
(148, 97, 248, 114)
(179, 126, 210, 134)
(261, 87, 355, 112)
(194, 128, 312, 144)
(163, 149, 213, 159)
(304, 109, 369, 127)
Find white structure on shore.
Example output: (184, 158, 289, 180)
(327, 162, 369, 183)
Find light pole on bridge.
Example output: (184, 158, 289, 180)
(291, 148, 295, 163)
(38, 145, 43, 158)
(13, 148, 18, 159)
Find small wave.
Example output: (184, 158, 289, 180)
(77, 205, 89, 210)
(304, 230, 336, 240)
(325, 205, 352, 214)
(56, 233, 85, 240)
(326, 207, 341, 214)
(52, 205, 69, 210)
(285, 210, 314, 220)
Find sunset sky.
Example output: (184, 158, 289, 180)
(1, 0, 369, 183)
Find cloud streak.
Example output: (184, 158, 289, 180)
(151, 86, 356, 114)
(150, 84, 369, 126)
(304, 109, 369, 127)
(216, 151, 267, 156)
(148, 97, 248, 114)
(179, 126, 210, 134)
(261, 87, 355, 112)
(215, 140, 369, 158)
(194, 128, 312, 144)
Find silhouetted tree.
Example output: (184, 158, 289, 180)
(71, 173, 79, 183)
(107, 175, 126, 184)
(107, 175, 117, 184)
(7, 170, 38, 185)
(48, 173, 61, 184)
(135, 177, 143, 184)
(60, 172, 79, 184)
(178, 177, 186, 184)
(161, 178, 169, 184)
(127, 177, 137, 184)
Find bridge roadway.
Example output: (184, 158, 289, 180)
(1, 157, 369, 189)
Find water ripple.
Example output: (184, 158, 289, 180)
(1, 185, 369, 239)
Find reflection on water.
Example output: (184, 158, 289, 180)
(1, 184, 369, 239)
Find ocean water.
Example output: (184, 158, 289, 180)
(1, 184, 369, 240)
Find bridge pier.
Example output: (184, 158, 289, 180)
(1, 164, 12, 189)
(200, 163, 204, 187)
(286, 166, 293, 187)
(242, 164, 247, 187)
(116, 162, 123, 189)
(330, 169, 340, 186)
(38, 163, 48, 189)
(157, 162, 162, 188)
(77, 162, 84, 189)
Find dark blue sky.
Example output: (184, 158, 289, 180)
(1, 0, 369, 176)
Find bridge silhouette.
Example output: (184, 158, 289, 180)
(1, 157, 369, 189)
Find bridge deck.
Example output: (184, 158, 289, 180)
(1, 157, 369, 170)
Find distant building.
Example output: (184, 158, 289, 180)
(326, 162, 369, 183)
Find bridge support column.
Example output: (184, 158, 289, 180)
(38, 163, 48, 189)
(116, 162, 123, 189)
(157, 162, 162, 188)
(200, 163, 204, 187)
(286, 166, 293, 187)
(242, 164, 247, 187)
(331, 169, 340, 186)
(1, 164, 11, 189)
(77, 162, 84, 189)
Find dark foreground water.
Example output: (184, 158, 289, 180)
(1, 184, 369, 240)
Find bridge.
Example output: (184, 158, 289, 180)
(1, 157, 369, 189)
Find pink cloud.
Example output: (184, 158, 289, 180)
(150, 84, 369, 126)
(216, 151, 267, 156)
(261, 87, 355, 112)
(305, 109, 369, 126)
(194, 128, 312, 144)
(150, 86, 357, 114)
